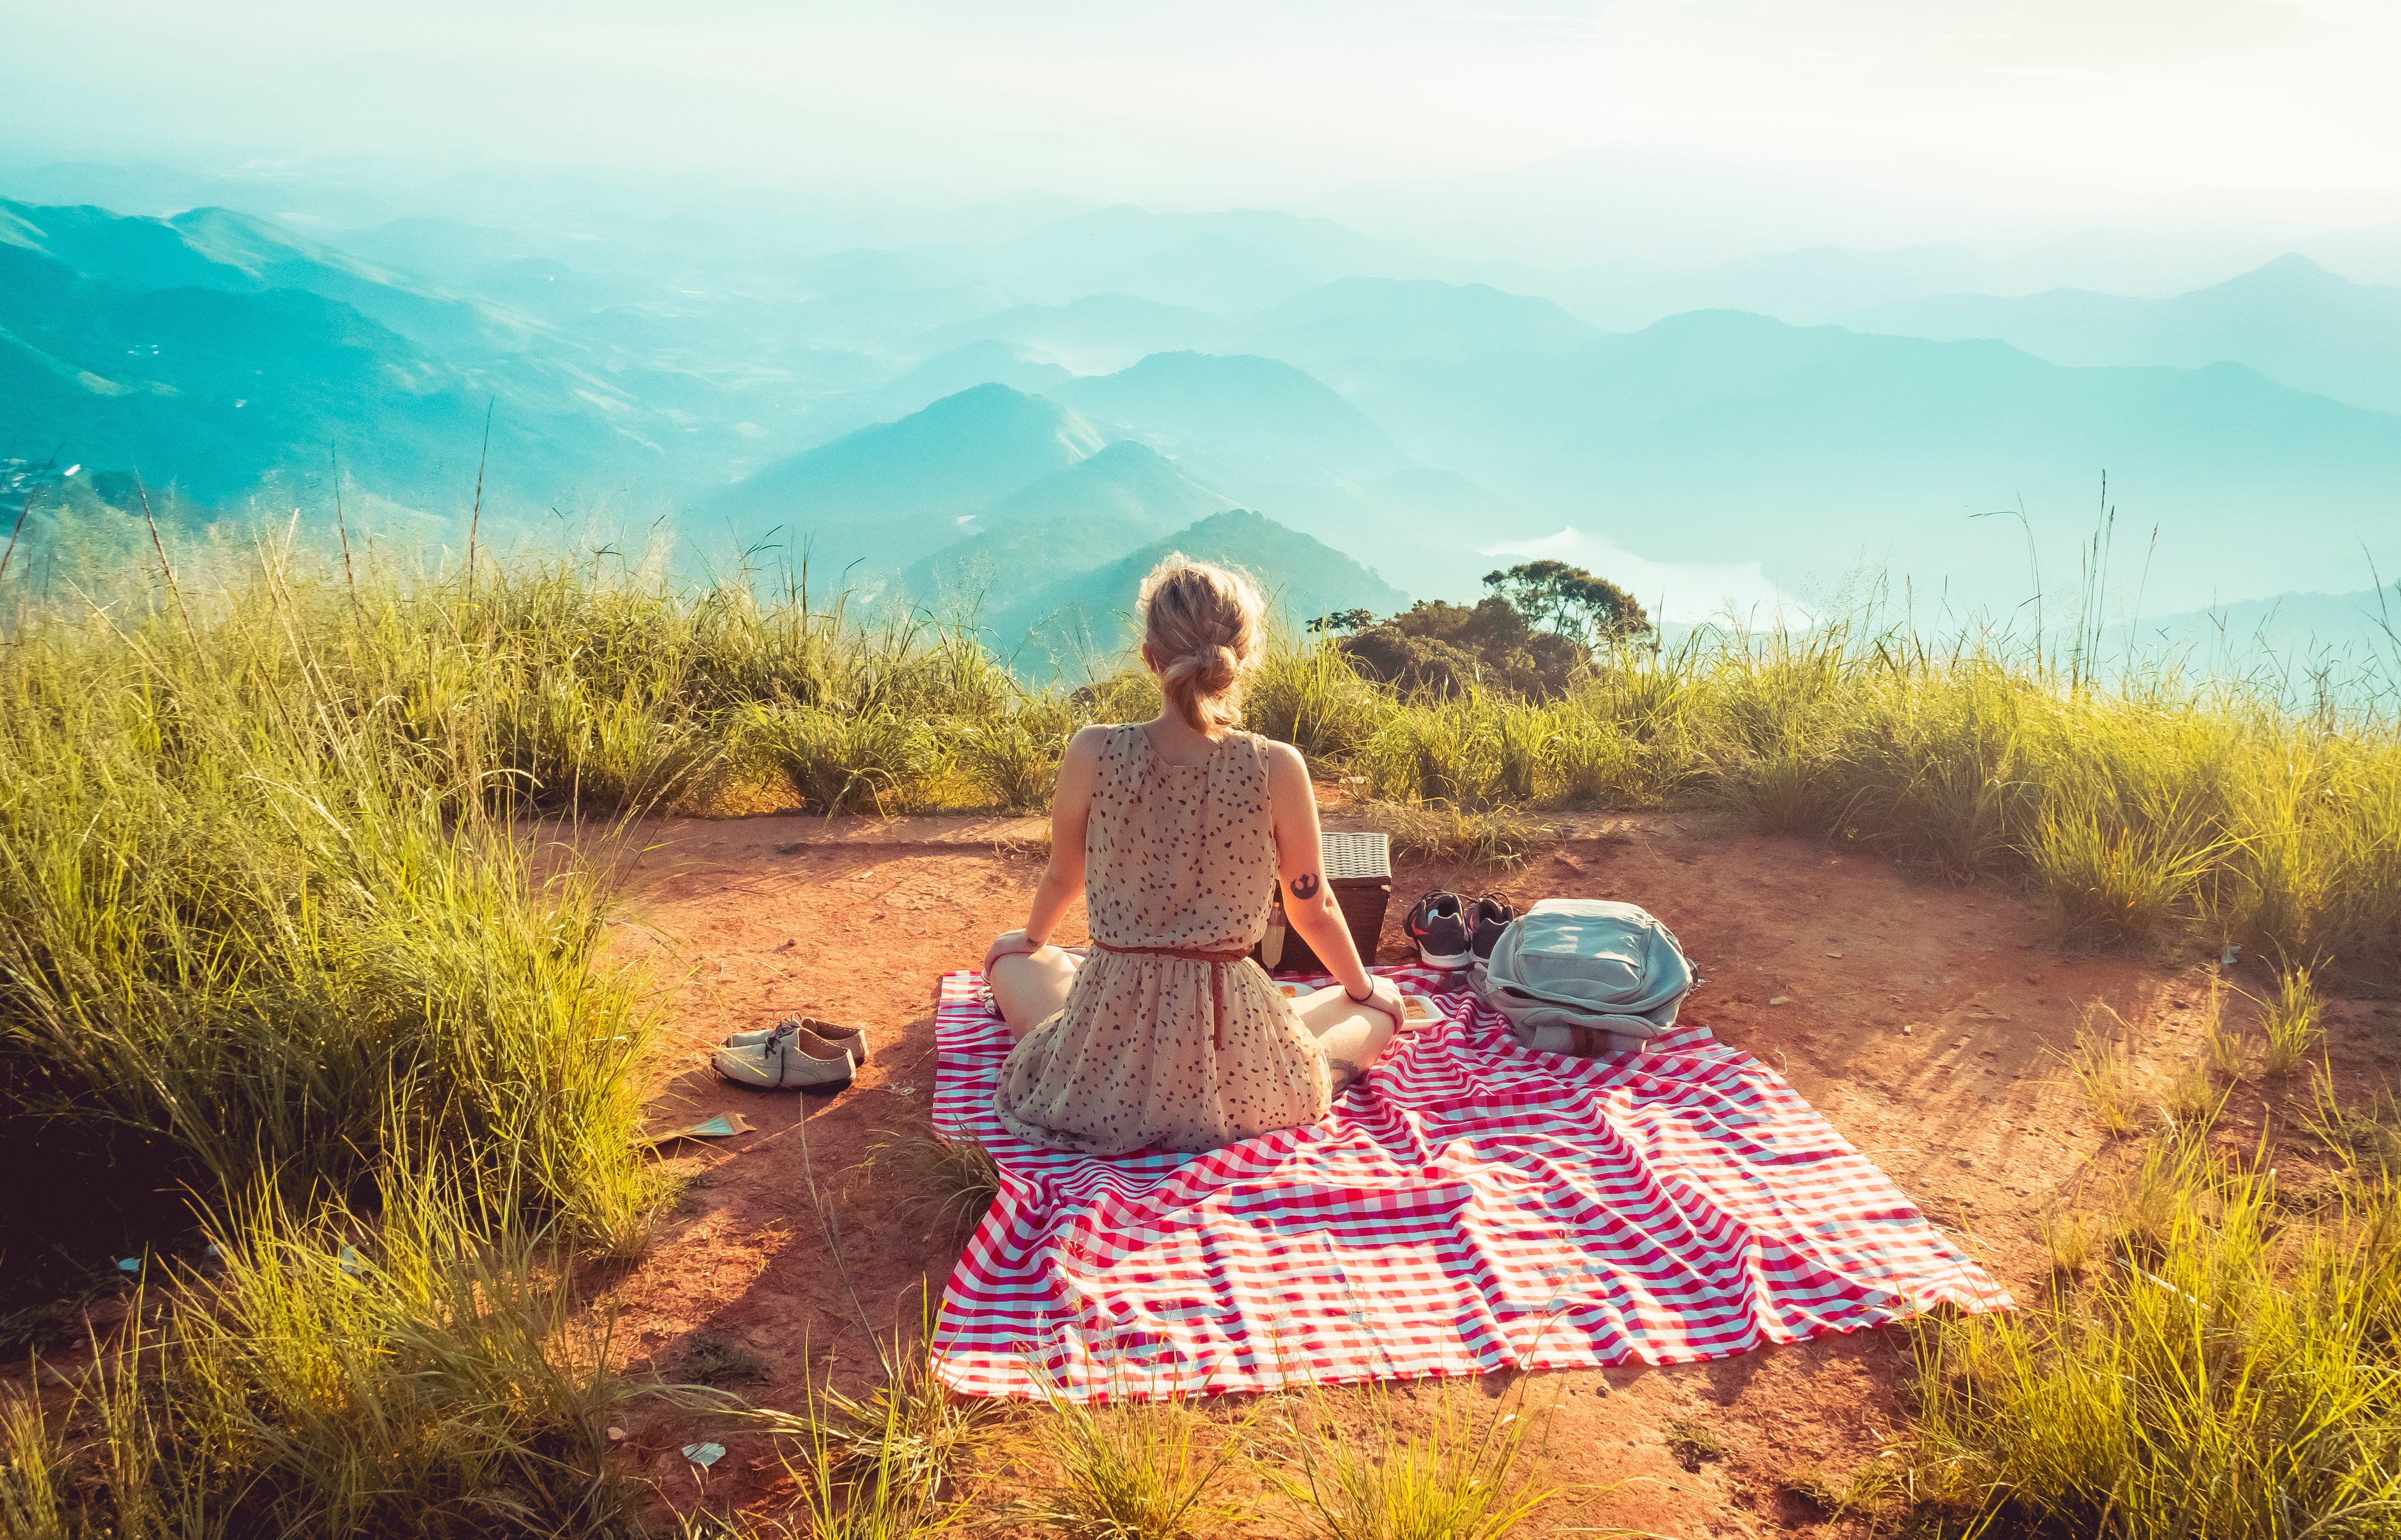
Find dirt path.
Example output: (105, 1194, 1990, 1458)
(587, 809, 2398, 1536)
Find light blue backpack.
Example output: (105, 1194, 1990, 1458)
(1481, 898, 1697, 1057)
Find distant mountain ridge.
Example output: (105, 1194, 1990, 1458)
(900, 439, 1236, 611)
(1, 198, 543, 355)
(1245, 277, 1603, 364)
(1052, 351, 1404, 480)
(692, 383, 1112, 576)
(691, 383, 1406, 665)
(1337, 305, 2401, 606)
(1004, 508, 1409, 670)
(2141, 583, 2401, 657)
(782, 341, 1075, 451)
(0, 196, 663, 506)
(918, 276, 1602, 376)
(983, 205, 1429, 310)
(1838, 255, 2401, 414)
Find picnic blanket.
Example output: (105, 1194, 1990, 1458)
(930, 964, 2008, 1401)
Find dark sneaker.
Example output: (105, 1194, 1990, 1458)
(1467, 894, 1516, 981)
(1468, 894, 1516, 956)
(1406, 891, 1473, 969)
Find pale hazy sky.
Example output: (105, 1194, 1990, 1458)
(11, 1, 2399, 245)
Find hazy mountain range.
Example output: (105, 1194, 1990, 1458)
(0, 197, 658, 503)
(5, 166, 2398, 665)
(1838, 255, 2401, 414)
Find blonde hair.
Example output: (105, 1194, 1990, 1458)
(1138, 554, 1264, 734)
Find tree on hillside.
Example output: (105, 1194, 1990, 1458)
(1337, 595, 1586, 699)
(1308, 608, 1378, 635)
(1482, 560, 1650, 643)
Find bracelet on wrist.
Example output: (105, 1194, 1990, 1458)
(1344, 981, 1374, 1003)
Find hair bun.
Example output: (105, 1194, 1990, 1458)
(1138, 555, 1265, 734)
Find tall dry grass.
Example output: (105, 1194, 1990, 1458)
(57, 549, 2389, 973)
(0, 540, 682, 1531)
(1905, 1118, 2401, 1536)
(0, 558, 662, 1263)
(1, 1168, 635, 1537)
(1268, 1380, 1558, 1540)
(1273, 617, 2399, 972)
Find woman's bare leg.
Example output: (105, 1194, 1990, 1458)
(990, 947, 1082, 1040)
(1290, 986, 1397, 1087)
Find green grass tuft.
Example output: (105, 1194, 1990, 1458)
(863, 1127, 1006, 1241)
(2257, 963, 2326, 1079)
(1021, 1394, 1243, 1540)
(1664, 1416, 1728, 1472)
(2058, 1014, 2144, 1139)
(1268, 1380, 1557, 1540)
(4, 1167, 634, 1536)
(1906, 1126, 2401, 1535)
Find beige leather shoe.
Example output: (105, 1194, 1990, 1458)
(725, 1016, 869, 1065)
(712, 1022, 854, 1092)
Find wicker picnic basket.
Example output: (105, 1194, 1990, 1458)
(1254, 830, 1392, 974)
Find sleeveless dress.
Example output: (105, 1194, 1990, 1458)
(992, 725, 1333, 1157)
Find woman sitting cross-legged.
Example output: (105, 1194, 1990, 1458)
(983, 556, 1405, 1158)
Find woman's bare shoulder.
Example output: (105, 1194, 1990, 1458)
(1053, 725, 1116, 805)
(1255, 736, 1309, 779)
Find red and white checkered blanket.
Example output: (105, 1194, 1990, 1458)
(930, 965, 2008, 1401)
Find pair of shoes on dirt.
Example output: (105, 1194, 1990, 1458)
(1405, 892, 1515, 977)
(712, 1017, 870, 1093)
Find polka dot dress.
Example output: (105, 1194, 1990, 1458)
(993, 725, 1332, 1156)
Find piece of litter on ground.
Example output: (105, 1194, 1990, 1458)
(682, 1442, 726, 1468)
(607, 1426, 627, 1441)
(1825, 951, 1843, 958)
(337, 1244, 368, 1276)
(1768, 996, 1790, 1005)
(114, 1257, 142, 1273)
(643, 1112, 756, 1146)
(1901, 1023, 1913, 1036)
(891, 1085, 917, 1097)
(2221, 943, 2242, 965)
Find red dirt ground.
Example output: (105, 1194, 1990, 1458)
(584, 807, 2400, 1536)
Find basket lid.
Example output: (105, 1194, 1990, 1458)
(1321, 830, 1392, 880)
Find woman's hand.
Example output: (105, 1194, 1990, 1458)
(983, 928, 1042, 974)
(1351, 976, 1407, 1024)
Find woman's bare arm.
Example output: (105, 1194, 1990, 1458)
(1265, 742, 1402, 1017)
(984, 726, 1105, 969)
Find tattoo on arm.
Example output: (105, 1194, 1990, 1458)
(1289, 872, 1320, 900)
